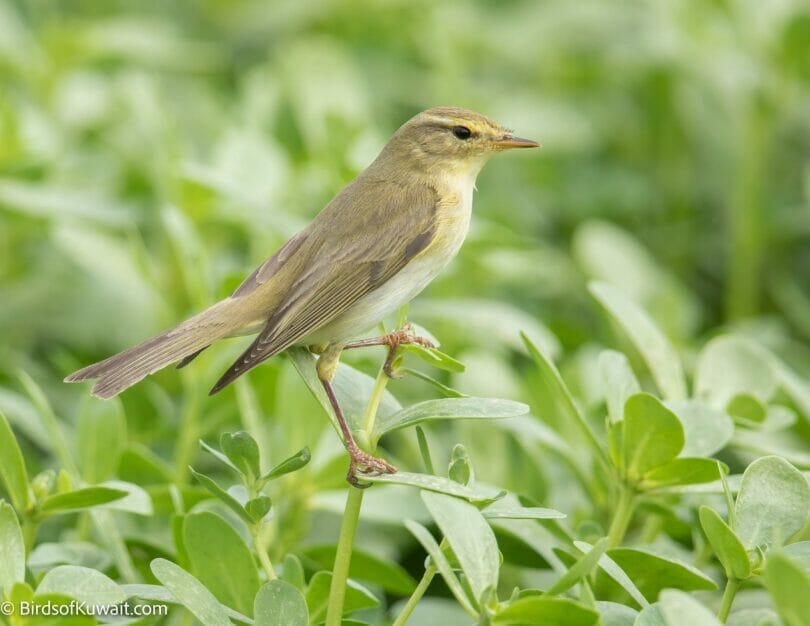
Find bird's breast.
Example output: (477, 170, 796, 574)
(304, 176, 475, 344)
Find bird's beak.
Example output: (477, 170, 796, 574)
(494, 133, 540, 149)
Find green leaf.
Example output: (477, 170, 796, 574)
(28, 542, 111, 574)
(694, 335, 776, 409)
(783, 541, 810, 576)
(641, 458, 724, 490)
(122, 583, 252, 623)
(254, 580, 308, 626)
(184, 511, 261, 617)
(201, 440, 241, 473)
(735, 456, 810, 549)
(598, 350, 640, 424)
(658, 589, 722, 626)
(597, 601, 638, 626)
(764, 552, 810, 626)
(490, 517, 566, 574)
(607, 548, 716, 601)
(421, 491, 499, 604)
(725, 609, 781, 626)
(90, 508, 138, 588)
(95, 480, 153, 515)
(76, 395, 126, 484)
(40, 486, 129, 513)
(416, 426, 436, 474)
(634, 604, 665, 626)
(404, 368, 467, 398)
(520, 332, 608, 466)
(448, 444, 473, 485)
(373, 397, 527, 441)
(18, 371, 76, 477)
(220, 431, 261, 482)
(262, 447, 311, 482)
(482, 507, 566, 520)
(740, 404, 797, 433)
(119, 443, 174, 483)
(405, 520, 477, 616)
(589, 281, 686, 400)
(0, 501, 25, 594)
(304, 571, 378, 624)
(150, 558, 232, 626)
(698, 506, 751, 579)
(770, 357, 810, 421)
(493, 596, 599, 625)
(665, 400, 735, 458)
(623, 393, 684, 478)
(577, 541, 648, 608)
(36, 565, 126, 608)
(245, 496, 272, 522)
(280, 554, 306, 590)
(364, 471, 501, 503)
(300, 545, 416, 595)
(594, 605, 636, 626)
(727, 393, 767, 424)
(399, 343, 465, 372)
(545, 537, 608, 596)
(121, 583, 175, 603)
(0, 410, 30, 511)
(189, 467, 252, 525)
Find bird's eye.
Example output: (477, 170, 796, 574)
(452, 125, 472, 140)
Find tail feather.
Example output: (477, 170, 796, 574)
(65, 301, 238, 399)
(176, 346, 209, 369)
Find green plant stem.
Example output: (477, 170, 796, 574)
(392, 566, 436, 626)
(717, 577, 740, 622)
(364, 369, 389, 436)
(21, 517, 38, 553)
(325, 366, 390, 626)
(252, 527, 278, 581)
(607, 485, 636, 548)
(325, 486, 364, 626)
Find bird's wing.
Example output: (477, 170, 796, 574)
(230, 229, 310, 298)
(209, 179, 439, 393)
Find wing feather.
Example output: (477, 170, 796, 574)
(209, 181, 438, 394)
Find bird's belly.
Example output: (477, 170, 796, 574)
(304, 253, 446, 344)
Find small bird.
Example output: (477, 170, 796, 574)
(65, 107, 538, 484)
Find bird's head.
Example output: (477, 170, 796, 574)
(385, 106, 538, 175)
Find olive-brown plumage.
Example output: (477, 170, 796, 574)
(65, 106, 537, 482)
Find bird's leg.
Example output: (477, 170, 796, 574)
(316, 343, 397, 487)
(343, 323, 435, 378)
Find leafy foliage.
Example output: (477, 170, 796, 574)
(2, 1, 810, 625)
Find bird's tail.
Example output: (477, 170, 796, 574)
(64, 300, 239, 399)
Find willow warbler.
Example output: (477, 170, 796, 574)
(65, 106, 538, 483)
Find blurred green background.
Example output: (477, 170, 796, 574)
(1, 0, 810, 596)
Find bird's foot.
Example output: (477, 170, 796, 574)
(382, 323, 436, 378)
(346, 444, 397, 488)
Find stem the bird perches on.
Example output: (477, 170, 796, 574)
(324, 365, 391, 626)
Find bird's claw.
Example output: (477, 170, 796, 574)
(382, 323, 436, 378)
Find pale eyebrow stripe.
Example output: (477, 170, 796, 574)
(423, 114, 457, 127)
